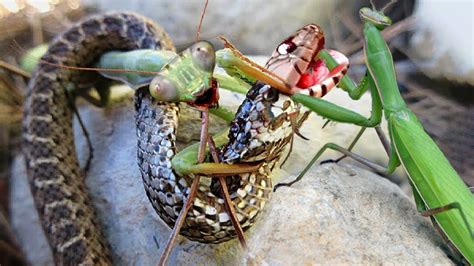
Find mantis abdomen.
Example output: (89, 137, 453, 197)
(389, 109, 474, 261)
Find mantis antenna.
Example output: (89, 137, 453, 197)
(381, 0, 398, 13)
(369, 0, 376, 10)
(9, 40, 163, 75)
(369, 0, 397, 13)
(195, 0, 210, 42)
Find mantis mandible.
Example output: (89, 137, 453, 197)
(272, 3, 474, 264)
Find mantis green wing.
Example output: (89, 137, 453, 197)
(97, 49, 177, 88)
(389, 110, 474, 262)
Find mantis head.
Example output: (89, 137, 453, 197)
(149, 41, 218, 107)
(359, 6, 393, 30)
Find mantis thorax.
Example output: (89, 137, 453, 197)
(149, 41, 216, 104)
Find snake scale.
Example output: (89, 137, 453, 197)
(23, 12, 304, 264)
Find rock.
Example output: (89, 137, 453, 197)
(242, 164, 452, 264)
(10, 57, 452, 264)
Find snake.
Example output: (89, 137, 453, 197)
(23, 12, 321, 264)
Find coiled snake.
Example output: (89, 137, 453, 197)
(23, 12, 305, 264)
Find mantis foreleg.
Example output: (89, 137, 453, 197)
(274, 126, 400, 191)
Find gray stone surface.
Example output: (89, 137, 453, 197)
(11, 58, 452, 265)
(242, 164, 452, 265)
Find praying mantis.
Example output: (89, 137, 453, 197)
(270, 3, 474, 264)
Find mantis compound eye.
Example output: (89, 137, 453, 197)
(149, 75, 179, 102)
(190, 41, 216, 72)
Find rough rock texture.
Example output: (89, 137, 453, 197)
(10, 58, 452, 264)
(243, 164, 452, 265)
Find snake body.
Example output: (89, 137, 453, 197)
(137, 81, 297, 243)
(23, 12, 300, 263)
(23, 13, 173, 264)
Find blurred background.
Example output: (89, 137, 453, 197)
(0, 0, 472, 264)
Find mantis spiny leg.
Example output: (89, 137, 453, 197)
(326, 126, 390, 164)
(274, 142, 389, 191)
(421, 202, 474, 239)
(207, 135, 247, 249)
(159, 109, 211, 265)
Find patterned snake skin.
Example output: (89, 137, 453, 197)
(23, 13, 174, 264)
(23, 12, 300, 263)
(136, 81, 297, 243)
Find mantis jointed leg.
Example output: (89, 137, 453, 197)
(328, 124, 391, 164)
(322, 126, 384, 165)
(275, 124, 397, 191)
(274, 136, 395, 191)
(21, 13, 271, 263)
(421, 203, 471, 230)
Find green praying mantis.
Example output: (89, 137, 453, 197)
(270, 3, 474, 264)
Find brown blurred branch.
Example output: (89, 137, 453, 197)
(0, 60, 30, 79)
